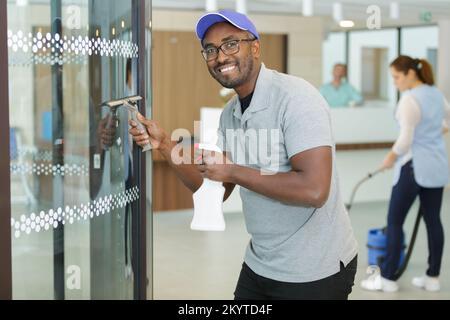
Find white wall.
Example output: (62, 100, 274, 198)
(438, 21, 450, 100)
(438, 20, 450, 187)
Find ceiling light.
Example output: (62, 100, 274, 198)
(236, 0, 247, 15)
(302, 0, 314, 17)
(205, 0, 217, 12)
(390, 2, 400, 20)
(16, 0, 28, 7)
(339, 20, 354, 28)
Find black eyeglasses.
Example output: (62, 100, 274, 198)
(201, 38, 256, 62)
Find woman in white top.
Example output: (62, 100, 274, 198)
(362, 56, 450, 293)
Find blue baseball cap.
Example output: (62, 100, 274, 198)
(196, 10, 259, 42)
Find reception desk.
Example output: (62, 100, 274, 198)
(330, 101, 398, 147)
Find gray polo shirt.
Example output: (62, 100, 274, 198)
(217, 64, 358, 283)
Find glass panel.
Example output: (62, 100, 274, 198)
(322, 32, 346, 84)
(401, 26, 439, 84)
(348, 29, 398, 107)
(7, 0, 147, 299)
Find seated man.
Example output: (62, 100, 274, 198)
(320, 63, 363, 107)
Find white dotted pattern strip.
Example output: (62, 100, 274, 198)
(7, 30, 139, 66)
(11, 186, 140, 239)
(10, 163, 89, 176)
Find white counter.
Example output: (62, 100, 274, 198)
(330, 102, 398, 144)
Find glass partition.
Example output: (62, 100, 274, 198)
(401, 26, 439, 83)
(348, 29, 398, 107)
(7, 0, 151, 299)
(322, 32, 346, 85)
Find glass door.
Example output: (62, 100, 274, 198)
(6, 0, 151, 299)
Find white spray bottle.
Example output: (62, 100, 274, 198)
(191, 143, 226, 231)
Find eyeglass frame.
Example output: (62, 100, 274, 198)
(201, 38, 257, 62)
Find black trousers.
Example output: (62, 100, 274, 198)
(234, 256, 357, 300)
(381, 160, 444, 280)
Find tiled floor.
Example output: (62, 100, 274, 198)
(153, 192, 450, 300)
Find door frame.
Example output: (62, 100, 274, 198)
(0, 0, 12, 301)
(133, 0, 148, 300)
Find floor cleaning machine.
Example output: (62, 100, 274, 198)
(345, 169, 423, 281)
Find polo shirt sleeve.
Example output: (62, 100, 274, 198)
(282, 92, 333, 159)
(216, 112, 229, 153)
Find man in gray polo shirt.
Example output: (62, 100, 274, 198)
(130, 10, 358, 300)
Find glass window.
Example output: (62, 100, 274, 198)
(348, 29, 398, 106)
(401, 26, 439, 83)
(322, 32, 346, 85)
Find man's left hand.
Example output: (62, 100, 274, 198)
(197, 151, 235, 183)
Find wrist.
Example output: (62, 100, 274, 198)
(159, 138, 175, 158)
(228, 164, 239, 184)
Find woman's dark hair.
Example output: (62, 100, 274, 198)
(390, 55, 435, 86)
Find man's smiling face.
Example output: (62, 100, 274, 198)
(202, 22, 259, 89)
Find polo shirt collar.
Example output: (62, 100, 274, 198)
(233, 63, 272, 121)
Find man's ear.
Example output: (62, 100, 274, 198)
(252, 40, 261, 58)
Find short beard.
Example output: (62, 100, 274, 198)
(210, 53, 254, 89)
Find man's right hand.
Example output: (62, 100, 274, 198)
(129, 113, 169, 151)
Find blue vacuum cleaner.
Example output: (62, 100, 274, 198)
(346, 169, 423, 281)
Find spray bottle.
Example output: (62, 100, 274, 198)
(191, 143, 226, 231)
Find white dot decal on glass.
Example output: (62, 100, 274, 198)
(12, 187, 140, 238)
(9, 30, 138, 66)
